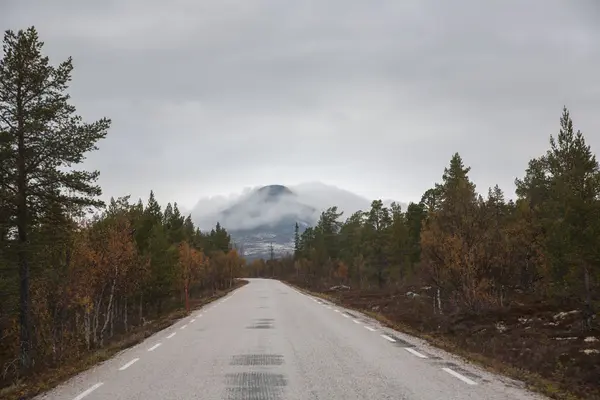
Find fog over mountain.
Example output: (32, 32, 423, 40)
(190, 182, 403, 231)
(188, 182, 406, 259)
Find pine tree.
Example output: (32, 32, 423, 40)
(293, 222, 300, 259)
(168, 202, 185, 243)
(0, 27, 110, 369)
(364, 200, 392, 288)
(405, 202, 425, 265)
(163, 203, 174, 229)
(543, 108, 598, 319)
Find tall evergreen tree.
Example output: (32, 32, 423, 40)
(517, 108, 600, 321)
(293, 222, 300, 259)
(0, 27, 110, 369)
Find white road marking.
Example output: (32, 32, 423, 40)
(190, 318, 196, 323)
(353, 319, 361, 324)
(364, 326, 376, 332)
(342, 314, 349, 318)
(181, 324, 188, 330)
(333, 309, 340, 313)
(442, 367, 478, 385)
(119, 358, 139, 371)
(147, 343, 162, 352)
(404, 348, 428, 358)
(72, 383, 103, 400)
(167, 332, 176, 339)
(326, 306, 332, 309)
(381, 334, 396, 342)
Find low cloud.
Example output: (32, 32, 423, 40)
(190, 182, 407, 231)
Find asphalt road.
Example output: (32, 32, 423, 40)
(37, 279, 546, 400)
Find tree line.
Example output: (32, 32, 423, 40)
(0, 26, 244, 386)
(252, 107, 599, 325)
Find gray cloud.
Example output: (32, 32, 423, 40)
(2, 0, 599, 209)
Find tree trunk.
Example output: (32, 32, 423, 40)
(583, 264, 593, 330)
(139, 293, 143, 325)
(16, 89, 32, 371)
(110, 299, 115, 339)
(100, 275, 117, 346)
(184, 283, 190, 313)
(124, 298, 128, 333)
(93, 287, 105, 347)
(84, 310, 91, 350)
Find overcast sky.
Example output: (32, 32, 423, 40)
(2, 0, 599, 209)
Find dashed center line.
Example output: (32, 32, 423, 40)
(72, 382, 103, 400)
(342, 314, 349, 318)
(404, 348, 428, 358)
(381, 334, 396, 343)
(147, 343, 161, 352)
(190, 318, 196, 323)
(119, 358, 139, 371)
(167, 332, 176, 339)
(180, 324, 188, 330)
(364, 326, 376, 332)
(442, 367, 478, 385)
(333, 309, 340, 313)
(352, 319, 361, 324)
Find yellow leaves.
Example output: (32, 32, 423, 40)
(420, 202, 500, 309)
(177, 241, 206, 287)
(335, 261, 348, 280)
(65, 215, 144, 312)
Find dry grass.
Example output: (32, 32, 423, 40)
(0, 280, 248, 400)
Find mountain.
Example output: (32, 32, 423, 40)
(190, 182, 406, 260)
(217, 185, 318, 259)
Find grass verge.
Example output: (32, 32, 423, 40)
(0, 280, 248, 400)
(286, 282, 585, 400)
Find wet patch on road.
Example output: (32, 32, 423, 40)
(225, 372, 287, 400)
(247, 318, 275, 329)
(230, 354, 284, 366)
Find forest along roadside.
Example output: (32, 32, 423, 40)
(287, 283, 599, 400)
(0, 280, 248, 400)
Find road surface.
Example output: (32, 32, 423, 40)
(37, 279, 545, 400)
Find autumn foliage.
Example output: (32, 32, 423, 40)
(0, 193, 244, 388)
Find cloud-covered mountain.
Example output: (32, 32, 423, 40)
(190, 182, 405, 259)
